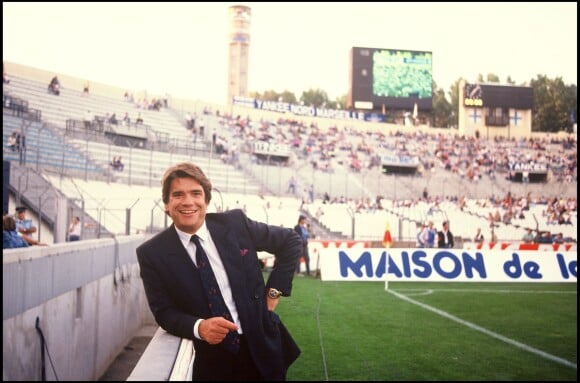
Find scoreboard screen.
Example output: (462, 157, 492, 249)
(349, 47, 433, 111)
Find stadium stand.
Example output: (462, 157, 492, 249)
(3, 65, 577, 247)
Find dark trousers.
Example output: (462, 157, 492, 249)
(192, 335, 263, 381)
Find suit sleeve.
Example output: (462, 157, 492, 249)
(137, 238, 201, 340)
(237, 210, 302, 296)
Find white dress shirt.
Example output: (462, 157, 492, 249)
(176, 223, 242, 339)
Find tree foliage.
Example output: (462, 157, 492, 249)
(432, 80, 453, 128)
(300, 88, 328, 108)
(530, 75, 577, 132)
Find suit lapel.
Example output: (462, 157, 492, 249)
(206, 218, 245, 297)
(161, 226, 200, 285)
(206, 219, 241, 268)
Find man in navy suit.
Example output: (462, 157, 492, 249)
(137, 162, 302, 380)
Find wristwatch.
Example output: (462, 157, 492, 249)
(267, 288, 283, 299)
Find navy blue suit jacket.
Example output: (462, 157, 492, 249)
(136, 209, 302, 380)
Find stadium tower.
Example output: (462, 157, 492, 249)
(227, 4, 251, 105)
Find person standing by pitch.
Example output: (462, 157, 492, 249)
(136, 162, 302, 380)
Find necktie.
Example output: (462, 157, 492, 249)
(191, 235, 240, 354)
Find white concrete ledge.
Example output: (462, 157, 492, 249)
(127, 327, 194, 381)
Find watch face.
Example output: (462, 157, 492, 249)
(268, 288, 281, 299)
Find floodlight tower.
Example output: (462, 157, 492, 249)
(227, 4, 251, 105)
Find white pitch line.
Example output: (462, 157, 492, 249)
(315, 292, 329, 381)
(393, 288, 576, 295)
(403, 289, 434, 297)
(387, 289, 577, 370)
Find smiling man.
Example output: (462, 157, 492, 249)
(136, 162, 302, 380)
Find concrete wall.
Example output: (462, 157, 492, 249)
(2, 235, 156, 381)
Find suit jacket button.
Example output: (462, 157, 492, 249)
(254, 293, 260, 299)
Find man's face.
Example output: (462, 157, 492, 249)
(17, 211, 25, 220)
(164, 177, 208, 234)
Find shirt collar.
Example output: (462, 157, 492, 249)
(175, 222, 209, 244)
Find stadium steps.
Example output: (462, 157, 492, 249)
(7, 162, 113, 240)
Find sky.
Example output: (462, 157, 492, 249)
(3, 2, 577, 105)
